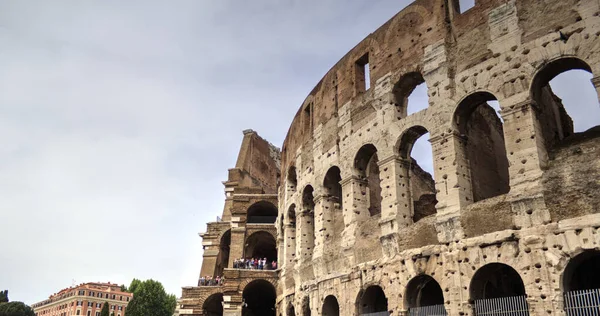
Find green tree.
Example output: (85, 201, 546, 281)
(128, 279, 142, 294)
(0, 301, 35, 316)
(125, 280, 175, 316)
(100, 302, 110, 316)
(0, 290, 8, 303)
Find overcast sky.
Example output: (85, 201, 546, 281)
(0, 0, 598, 305)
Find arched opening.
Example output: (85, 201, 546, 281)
(288, 166, 298, 192)
(323, 166, 342, 208)
(302, 296, 311, 316)
(531, 58, 600, 152)
(203, 293, 223, 316)
(562, 250, 600, 314)
(405, 275, 446, 315)
(214, 230, 231, 276)
(454, 92, 510, 202)
(300, 186, 315, 260)
(247, 201, 278, 224)
(244, 231, 277, 264)
(242, 280, 276, 316)
(286, 303, 296, 316)
(470, 263, 529, 315)
(393, 72, 428, 118)
(322, 295, 339, 316)
(357, 285, 388, 315)
(284, 204, 297, 267)
(398, 126, 437, 223)
(354, 144, 382, 216)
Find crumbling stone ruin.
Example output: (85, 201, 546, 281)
(180, 0, 600, 315)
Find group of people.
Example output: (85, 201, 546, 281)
(198, 275, 224, 286)
(233, 257, 277, 270)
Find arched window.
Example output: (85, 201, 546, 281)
(454, 92, 510, 202)
(393, 72, 428, 118)
(214, 230, 231, 276)
(301, 186, 315, 260)
(470, 263, 529, 315)
(357, 285, 388, 315)
(531, 58, 600, 152)
(288, 166, 298, 192)
(244, 231, 277, 263)
(242, 280, 276, 316)
(302, 296, 311, 316)
(203, 293, 223, 316)
(397, 126, 437, 222)
(354, 144, 382, 216)
(562, 250, 600, 314)
(323, 166, 342, 208)
(322, 295, 339, 316)
(286, 303, 296, 316)
(247, 201, 278, 224)
(405, 275, 446, 315)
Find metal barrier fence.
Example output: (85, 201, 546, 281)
(564, 289, 600, 315)
(474, 295, 530, 315)
(360, 312, 390, 316)
(409, 304, 448, 316)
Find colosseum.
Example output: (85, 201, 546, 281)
(179, 0, 600, 315)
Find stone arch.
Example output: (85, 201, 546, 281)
(396, 126, 437, 223)
(244, 231, 277, 263)
(301, 295, 311, 316)
(202, 293, 223, 316)
(323, 166, 342, 208)
(247, 201, 278, 224)
(287, 166, 298, 192)
(530, 57, 599, 152)
(392, 72, 428, 118)
(214, 229, 231, 277)
(242, 279, 276, 316)
(469, 263, 527, 301)
(321, 295, 339, 316)
(354, 144, 382, 216)
(562, 249, 600, 292)
(286, 302, 296, 316)
(405, 274, 445, 312)
(300, 185, 315, 260)
(356, 285, 388, 315)
(453, 91, 510, 203)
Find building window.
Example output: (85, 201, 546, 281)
(112, 295, 115, 300)
(87, 311, 91, 316)
(76, 310, 80, 315)
(96, 313, 100, 316)
(126, 297, 129, 302)
(77, 301, 82, 306)
(355, 53, 370, 93)
(118, 306, 122, 311)
(119, 296, 122, 301)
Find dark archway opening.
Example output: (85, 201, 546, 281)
(203, 293, 223, 316)
(398, 126, 438, 223)
(247, 201, 278, 224)
(454, 92, 510, 202)
(531, 58, 600, 152)
(286, 303, 296, 316)
(288, 166, 298, 192)
(242, 280, 276, 316)
(244, 231, 277, 263)
(302, 296, 311, 316)
(323, 166, 343, 208)
(470, 263, 529, 315)
(322, 295, 339, 316)
(563, 250, 600, 292)
(214, 230, 231, 277)
(358, 286, 388, 315)
(406, 275, 445, 309)
(355, 144, 382, 216)
(393, 72, 428, 118)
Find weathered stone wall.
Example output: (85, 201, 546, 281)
(277, 0, 600, 315)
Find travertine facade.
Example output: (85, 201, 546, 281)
(183, 0, 600, 315)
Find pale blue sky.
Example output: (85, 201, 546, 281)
(0, 0, 598, 306)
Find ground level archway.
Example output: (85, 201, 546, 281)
(563, 250, 600, 314)
(322, 295, 339, 316)
(242, 279, 276, 316)
(357, 285, 388, 315)
(405, 275, 446, 315)
(470, 263, 529, 315)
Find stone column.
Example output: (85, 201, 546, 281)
(297, 209, 315, 264)
(312, 194, 326, 260)
(284, 222, 297, 270)
(199, 244, 219, 279)
(340, 175, 369, 266)
(229, 227, 246, 264)
(592, 76, 600, 112)
(430, 132, 471, 242)
(377, 155, 412, 257)
(500, 99, 551, 228)
(521, 235, 560, 315)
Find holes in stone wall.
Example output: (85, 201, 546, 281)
(393, 72, 428, 119)
(321, 295, 340, 316)
(397, 126, 437, 223)
(357, 286, 388, 315)
(354, 144, 382, 216)
(532, 58, 600, 153)
(454, 92, 510, 202)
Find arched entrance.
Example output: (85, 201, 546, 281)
(247, 201, 278, 224)
(301, 296, 310, 316)
(357, 285, 388, 315)
(354, 144, 382, 216)
(322, 295, 339, 316)
(244, 231, 277, 264)
(286, 303, 296, 316)
(203, 293, 223, 316)
(405, 275, 447, 315)
(562, 250, 600, 314)
(214, 230, 230, 277)
(470, 263, 529, 315)
(242, 280, 276, 316)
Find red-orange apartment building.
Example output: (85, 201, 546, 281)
(32, 282, 132, 316)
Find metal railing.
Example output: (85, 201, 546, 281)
(474, 295, 530, 315)
(564, 289, 600, 315)
(409, 304, 448, 316)
(360, 312, 390, 316)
